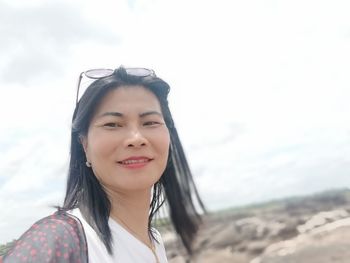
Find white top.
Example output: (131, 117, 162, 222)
(69, 209, 168, 263)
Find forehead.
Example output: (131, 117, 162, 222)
(94, 85, 162, 114)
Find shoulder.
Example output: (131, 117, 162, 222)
(151, 227, 167, 249)
(2, 211, 88, 263)
(151, 228, 169, 262)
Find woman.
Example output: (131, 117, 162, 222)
(2, 66, 205, 262)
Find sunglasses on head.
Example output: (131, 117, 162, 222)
(75, 67, 156, 104)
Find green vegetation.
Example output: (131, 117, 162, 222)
(0, 240, 16, 257)
(208, 187, 350, 219)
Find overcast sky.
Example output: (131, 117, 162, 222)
(1, 0, 350, 244)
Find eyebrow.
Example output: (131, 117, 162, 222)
(98, 111, 163, 118)
(139, 111, 163, 118)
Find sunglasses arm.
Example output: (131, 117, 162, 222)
(76, 72, 84, 105)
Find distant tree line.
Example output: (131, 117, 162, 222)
(0, 240, 15, 256)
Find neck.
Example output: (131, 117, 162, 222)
(108, 188, 152, 245)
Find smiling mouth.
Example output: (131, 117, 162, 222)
(118, 158, 151, 165)
(116, 157, 154, 169)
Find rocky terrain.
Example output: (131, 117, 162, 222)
(162, 188, 350, 263)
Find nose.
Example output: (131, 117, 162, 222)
(124, 128, 148, 148)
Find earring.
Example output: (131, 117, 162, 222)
(86, 161, 92, 167)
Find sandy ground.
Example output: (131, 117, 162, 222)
(164, 189, 350, 263)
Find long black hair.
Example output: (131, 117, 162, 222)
(61, 66, 205, 254)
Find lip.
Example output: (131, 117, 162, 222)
(117, 156, 153, 169)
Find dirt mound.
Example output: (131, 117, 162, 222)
(163, 189, 350, 263)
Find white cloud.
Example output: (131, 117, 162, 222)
(0, 0, 121, 84)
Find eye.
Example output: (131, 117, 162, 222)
(103, 122, 121, 128)
(144, 121, 161, 126)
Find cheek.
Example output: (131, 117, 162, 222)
(156, 127, 170, 148)
(156, 130, 171, 162)
(87, 133, 119, 160)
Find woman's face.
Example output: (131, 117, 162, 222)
(82, 85, 170, 193)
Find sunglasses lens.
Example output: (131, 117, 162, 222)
(85, 69, 114, 79)
(125, 68, 155, 77)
